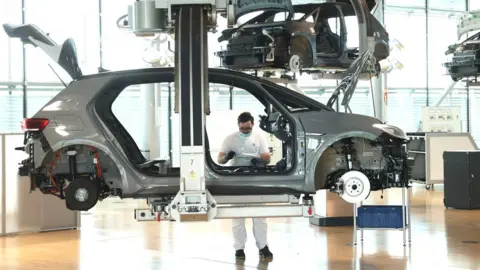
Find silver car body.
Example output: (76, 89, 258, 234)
(4, 22, 411, 211)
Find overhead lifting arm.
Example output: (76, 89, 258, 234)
(124, 0, 376, 223)
(124, 0, 318, 223)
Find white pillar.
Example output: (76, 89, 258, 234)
(372, 0, 385, 122)
(383, 73, 389, 123)
(373, 74, 385, 122)
(150, 82, 162, 159)
(139, 39, 157, 160)
(140, 80, 155, 160)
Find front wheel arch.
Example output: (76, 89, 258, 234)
(307, 132, 379, 191)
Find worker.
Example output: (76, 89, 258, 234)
(217, 111, 273, 259)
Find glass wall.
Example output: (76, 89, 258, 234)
(1, 0, 479, 148)
(385, 0, 425, 8)
(427, 10, 462, 89)
(0, 1, 23, 133)
(472, 1, 480, 10)
(384, 7, 427, 89)
(385, 89, 427, 132)
(428, 0, 466, 11)
(101, 0, 146, 70)
(0, 1, 23, 83)
(24, 0, 100, 82)
(0, 0, 101, 133)
(383, 0, 478, 143)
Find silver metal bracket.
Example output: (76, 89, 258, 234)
(134, 195, 315, 222)
(134, 209, 158, 221)
(169, 190, 217, 221)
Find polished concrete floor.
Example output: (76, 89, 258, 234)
(1, 184, 480, 270)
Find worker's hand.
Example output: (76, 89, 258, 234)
(251, 157, 266, 168)
(225, 151, 236, 161)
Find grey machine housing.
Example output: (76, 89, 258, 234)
(4, 21, 412, 212)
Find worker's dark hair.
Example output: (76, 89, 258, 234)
(237, 112, 254, 124)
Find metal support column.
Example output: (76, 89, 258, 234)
(169, 6, 216, 222)
(372, 75, 384, 121)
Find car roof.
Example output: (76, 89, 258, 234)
(237, 0, 375, 28)
(293, 1, 375, 18)
(76, 67, 334, 112)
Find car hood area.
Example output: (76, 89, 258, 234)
(294, 110, 408, 141)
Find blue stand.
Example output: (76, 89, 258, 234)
(353, 187, 412, 246)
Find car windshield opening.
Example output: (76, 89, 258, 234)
(260, 83, 332, 111)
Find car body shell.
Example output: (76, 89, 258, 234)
(3, 7, 409, 209)
(21, 67, 408, 200)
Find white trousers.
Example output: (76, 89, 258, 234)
(232, 217, 268, 250)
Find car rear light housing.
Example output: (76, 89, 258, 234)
(21, 118, 50, 132)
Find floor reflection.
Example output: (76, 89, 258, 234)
(1, 184, 480, 270)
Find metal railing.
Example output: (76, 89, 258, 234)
(0, 133, 80, 236)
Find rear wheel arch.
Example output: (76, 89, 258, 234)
(41, 140, 126, 188)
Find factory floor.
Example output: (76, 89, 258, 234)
(1, 184, 479, 270)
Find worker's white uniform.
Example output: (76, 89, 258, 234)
(219, 130, 269, 250)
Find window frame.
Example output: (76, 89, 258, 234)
(93, 68, 303, 175)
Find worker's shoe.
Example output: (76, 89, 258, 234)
(259, 246, 273, 259)
(235, 249, 246, 259)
